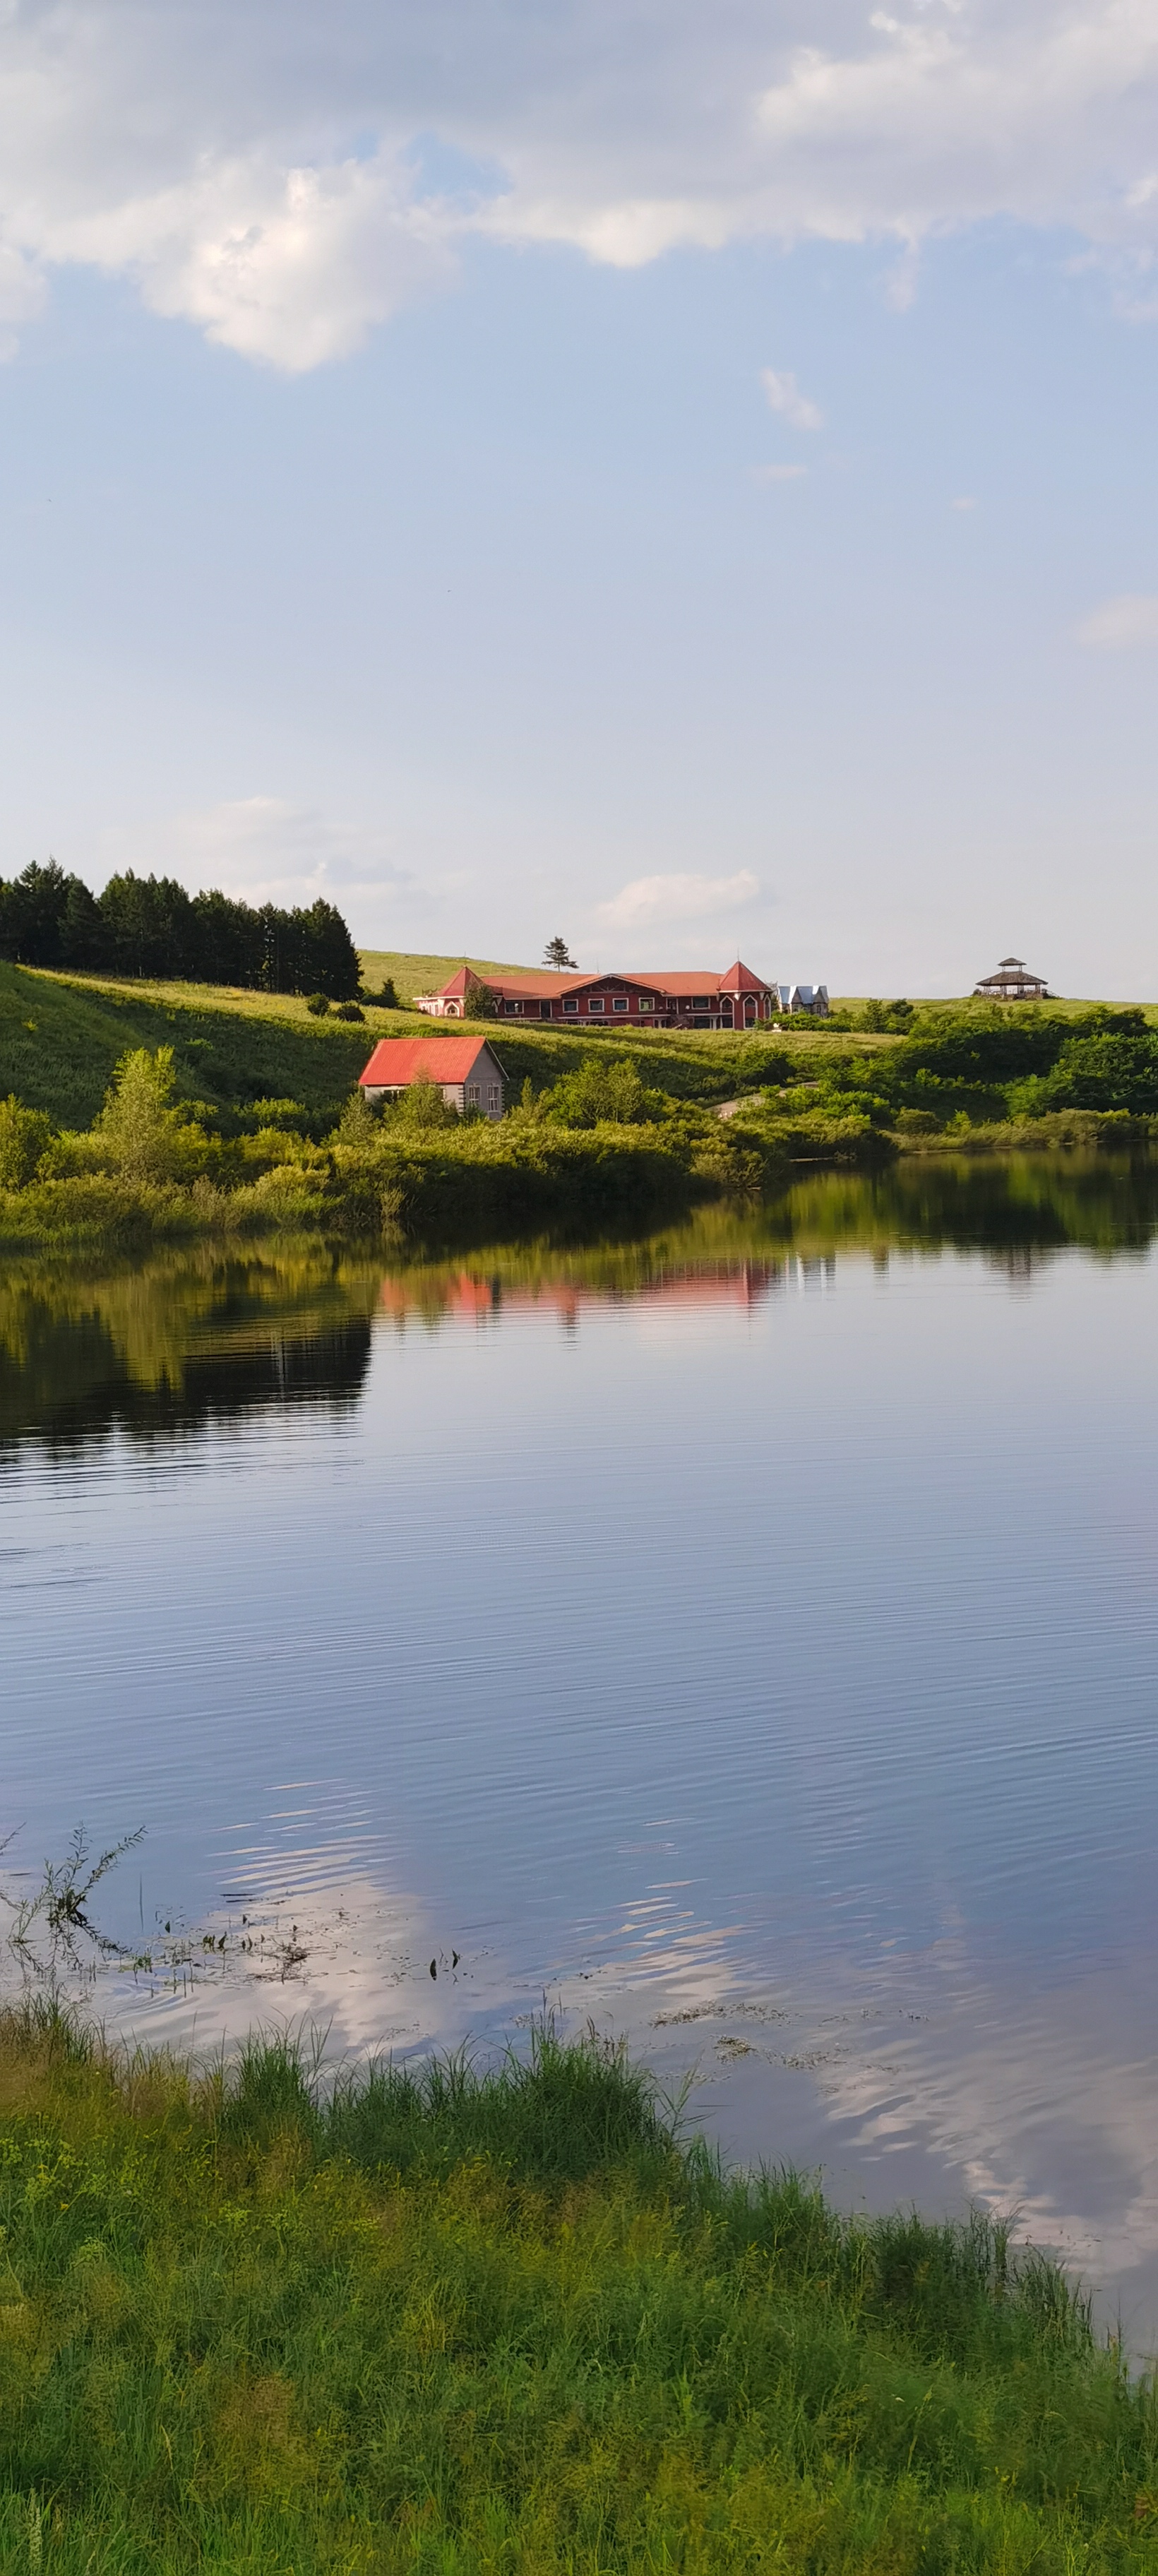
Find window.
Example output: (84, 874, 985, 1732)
(638, 997, 653, 1013)
(693, 996, 710, 1009)
(488, 1086, 501, 1111)
(503, 999, 521, 1015)
(587, 996, 605, 1013)
(613, 995, 628, 1013)
(563, 996, 579, 1014)
(466, 1085, 481, 1105)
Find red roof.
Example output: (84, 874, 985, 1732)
(428, 960, 772, 1002)
(359, 1037, 498, 1087)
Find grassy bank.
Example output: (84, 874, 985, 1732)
(0, 981, 891, 1257)
(0, 962, 807, 1132)
(4, 965, 1157, 1260)
(0, 2008, 1153, 2572)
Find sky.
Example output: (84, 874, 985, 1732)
(0, 1, 1157, 996)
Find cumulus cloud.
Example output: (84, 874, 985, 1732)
(3, 0, 1158, 368)
(106, 795, 417, 909)
(760, 367, 823, 431)
(1076, 592, 1158, 647)
(595, 869, 760, 931)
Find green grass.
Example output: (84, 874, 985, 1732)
(0, 2006, 1155, 2572)
(0, 961, 835, 1133)
(358, 950, 535, 1004)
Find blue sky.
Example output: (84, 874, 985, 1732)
(0, 0, 1156, 995)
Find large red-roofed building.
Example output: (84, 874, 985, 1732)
(414, 960, 779, 1030)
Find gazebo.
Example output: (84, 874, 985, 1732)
(974, 957, 1051, 1000)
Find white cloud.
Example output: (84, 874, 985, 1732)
(1076, 592, 1158, 648)
(756, 462, 808, 482)
(760, 366, 823, 431)
(951, 494, 978, 511)
(104, 794, 417, 908)
(595, 869, 760, 932)
(4, 1, 1158, 367)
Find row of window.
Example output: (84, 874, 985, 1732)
(501, 994, 747, 1018)
(465, 1085, 503, 1108)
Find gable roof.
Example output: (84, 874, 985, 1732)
(428, 959, 775, 1003)
(359, 1037, 499, 1087)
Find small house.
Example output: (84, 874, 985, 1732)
(358, 1037, 506, 1118)
(973, 958, 1050, 1000)
(775, 983, 830, 1018)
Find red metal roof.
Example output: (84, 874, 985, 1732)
(359, 1037, 498, 1087)
(427, 960, 772, 1002)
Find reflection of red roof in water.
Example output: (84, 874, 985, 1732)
(376, 1262, 782, 1327)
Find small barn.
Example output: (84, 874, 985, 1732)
(974, 958, 1050, 1000)
(359, 1037, 506, 1118)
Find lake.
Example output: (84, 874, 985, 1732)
(5, 1153, 1158, 2342)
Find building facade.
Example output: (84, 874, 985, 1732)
(775, 984, 830, 1018)
(974, 958, 1050, 1000)
(359, 1036, 506, 1117)
(414, 960, 777, 1030)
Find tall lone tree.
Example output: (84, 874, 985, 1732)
(543, 936, 576, 970)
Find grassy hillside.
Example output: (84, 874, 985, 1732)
(0, 2003, 1154, 2573)
(0, 964, 389, 1128)
(0, 963, 837, 1129)
(359, 947, 534, 1002)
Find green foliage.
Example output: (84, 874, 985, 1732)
(543, 934, 577, 968)
(463, 972, 499, 1018)
(390, 1073, 460, 1129)
(337, 1087, 376, 1144)
(0, 2007, 1153, 2572)
(0, 1094, 52, 1186)
(92, 1046, 203, 1183)
(860, 997, 914, 1032)
(1036, 1030, 1158, 1114)
(0, 861, 362, 996)
(537, 1051, 664, 1128)
(305, 991, 330, 1016)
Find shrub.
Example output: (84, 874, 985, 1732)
(305, 992, 330, 1016)
(331, 1000, 365, 1022)
(0, 1093, 52, 1186)
(92, 1046, 205, 1184)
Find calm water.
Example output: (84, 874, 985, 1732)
(5, 1156, 1158, 2338)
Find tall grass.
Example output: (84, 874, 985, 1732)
(0, 2005, 1154, 2569)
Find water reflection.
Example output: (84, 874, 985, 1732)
(371, 1152, 1158, 1327)
(5, 1153, 1158, 2344)
(0, 1252, 378, 1450)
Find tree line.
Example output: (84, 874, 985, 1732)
(0, 860, 362, 999)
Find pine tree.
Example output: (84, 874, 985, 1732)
(543, 936, 577, 969)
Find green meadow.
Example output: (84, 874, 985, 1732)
(1, 2006, 1157, 2573)
(1, 958, 1155, 1257)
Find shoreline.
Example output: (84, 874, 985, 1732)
(0, 1996, 1151, 2568)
